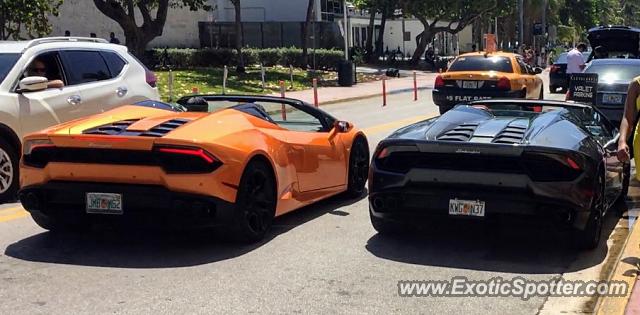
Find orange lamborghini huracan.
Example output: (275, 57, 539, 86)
(18, 96, 369, 242)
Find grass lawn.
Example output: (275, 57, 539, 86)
(155, 66, 376, 102)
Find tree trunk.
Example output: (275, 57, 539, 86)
(374, 9, 387, 58)
(301, 0, 315, 69)
(92, 0, 169, 61)
(365, 6, 375, 62)
(232, 0, 244, 72)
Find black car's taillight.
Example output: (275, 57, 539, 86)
(523, 152, 583, 181)
(153, 145, 221, 174)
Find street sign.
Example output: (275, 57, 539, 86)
(569, 73, 598, 105)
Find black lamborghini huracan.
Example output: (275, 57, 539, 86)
(368, 100, 630, 249)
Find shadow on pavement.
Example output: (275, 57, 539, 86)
(4, 192, 366, 269)
(365, 202, 624, 274)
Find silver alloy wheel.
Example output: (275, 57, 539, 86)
(0, 148, 13, 194)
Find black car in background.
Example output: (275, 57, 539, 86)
(587, 25, 640, 60)
(549, 51, 590, 93)
(583, 59, 640, 124)
(368, 100, 629, 250)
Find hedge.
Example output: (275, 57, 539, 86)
(146, 47, 344, 70)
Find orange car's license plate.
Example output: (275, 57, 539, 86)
(448, 199, 485, 217)
(86, 193, 123, 215)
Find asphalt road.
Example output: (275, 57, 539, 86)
(0, 73, 631, 314)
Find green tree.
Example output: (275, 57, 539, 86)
(301, 0, 315, 69)
(402, 0, 506, 64)
(0, 0, 63, 40)
(353, 0, 399, 61)
(92, 0, 211, 58)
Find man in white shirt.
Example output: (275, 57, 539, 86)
(566, 43, 587, 74)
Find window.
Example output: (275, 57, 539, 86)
(22, 51, 65, 83)
(100, 51, 127, 77)
(255, 101, 326, 132)
(0, 53, 20, 84)
(61, 51, 111, 85)
(448, 56, 514, 73)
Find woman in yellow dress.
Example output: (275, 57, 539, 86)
(617, 77, 640, 181)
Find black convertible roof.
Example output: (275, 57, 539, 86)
(468, 99, 593, 109)
(176, 94, 310, 107)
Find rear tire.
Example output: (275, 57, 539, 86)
(229, 160, 277, 243)
(0, 138, 19, 203)
(346, 136, 369, 197)
(574, 173, 605, 250)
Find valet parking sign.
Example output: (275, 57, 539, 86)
(569, 73, 599, 105)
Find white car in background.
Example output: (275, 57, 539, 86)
(0, 37, 160, 201)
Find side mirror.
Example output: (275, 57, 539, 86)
(334, 121, 353, 133)
(19, 76, 48, 92)
(533, 67, 543, 74)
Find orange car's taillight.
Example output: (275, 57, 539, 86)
(23, 139, 56, 168)
(153, 145, 221, 174)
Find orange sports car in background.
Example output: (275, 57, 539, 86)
(432, 51, 544, 114)
(18, 95, 369, 242)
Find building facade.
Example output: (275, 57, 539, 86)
(47, 0, 473, 56)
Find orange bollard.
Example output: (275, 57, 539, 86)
(312, 78, 319, 108)
(192, 87, 199, 94)
(413, 71, 418, 101)
(280, 80, 286, 120)
(382, 78, 387, 107)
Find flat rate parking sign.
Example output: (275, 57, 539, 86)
(569, 73, 599, 105)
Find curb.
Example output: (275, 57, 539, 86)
(316, 86, 433, 106)
(596, 208, 640, 315)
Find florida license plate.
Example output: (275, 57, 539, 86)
(449, 199, 485, 217)
(462, 81, 478, 89)
(86, 192, 123, 215)
(602, 93, 623, 104)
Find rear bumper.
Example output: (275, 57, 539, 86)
(432, 88, 524, 108)
(549, 73, 568, 88)
(368, 157, 595, 231)
(18, 181, 237, 228)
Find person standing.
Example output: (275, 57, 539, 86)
(565, 43, 587, 89)
(109, 32, 121, 44)
(566, 43, 587, 74)
(617, 78, 640, 182)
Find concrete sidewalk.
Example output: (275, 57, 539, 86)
(269, 71, 438, 106)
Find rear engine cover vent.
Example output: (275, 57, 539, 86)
(493, 125, 527, 144)
(437, 123, 479, 142)
(139, 118, 190, 137)
(83, 119, 140, 135)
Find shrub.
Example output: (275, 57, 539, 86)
(147, 47, 344, 70)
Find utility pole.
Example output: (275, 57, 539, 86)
(343, 0, 349, 60)
(541, 0, 547, 48)
(518, 0, 524, 46)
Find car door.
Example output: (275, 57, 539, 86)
(259, 101, 347, 192)
(16, 51, 86, 135)
(59, 50, 129, 116)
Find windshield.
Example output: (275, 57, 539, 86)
(448, 56, 513, 73)
(584, 63, 640, 82)
(0, 53, 20, 84)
